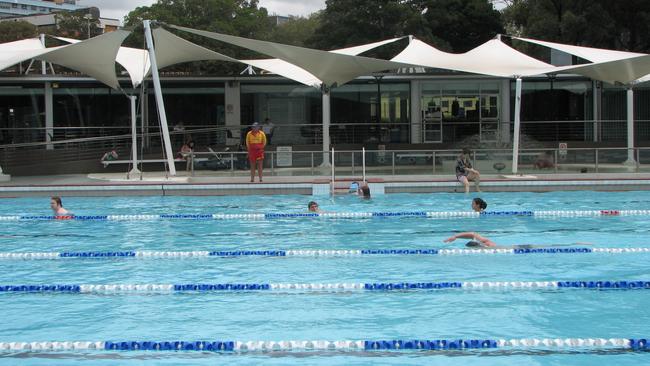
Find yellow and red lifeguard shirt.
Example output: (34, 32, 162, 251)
(246, 130, 267, 162)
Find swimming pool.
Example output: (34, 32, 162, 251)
(0, 191, 649, 365)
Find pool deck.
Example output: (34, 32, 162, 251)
(1, 171, 650, 197)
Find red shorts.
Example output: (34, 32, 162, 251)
(248, 148, 265, 163)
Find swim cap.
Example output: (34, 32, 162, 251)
(466, 241, 482, 248)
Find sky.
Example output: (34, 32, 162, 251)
(76, 0, 327, 22)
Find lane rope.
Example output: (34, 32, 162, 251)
(0, 210, 645, 221)
(0, 247, 649, 260)
(1, 281, 649, 293)
(0, 337, 647, 352)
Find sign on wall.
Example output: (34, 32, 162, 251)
(276, 146, 292, 167)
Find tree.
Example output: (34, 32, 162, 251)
(55, 9, 101, 39)
(309, 0, 430, 50)
(419, 0, 504, 52)
(0, 21, 38, 43)
(123, 0, 273, 74)
(502, 0, 650, 52)
(264, 14, 321, 47)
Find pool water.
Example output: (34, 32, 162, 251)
(0, 191, 649, 365)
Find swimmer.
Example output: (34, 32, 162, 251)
(358, 183, 371, 199)
(308, 201, 321, 213)
(50, 196, 73, 218)
(444, 232, 592, 249)
(349, 181, 360, 193)
(472, 197, 487, 212)
(444, 232, 495, 247)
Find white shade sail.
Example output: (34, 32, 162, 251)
(56, 36, 150, 88)
(512, 36, 645, 63)
(240, 37, 405, 88)
(560, 54, 650, 85)
(0, 38, 44, 51)
(170, 24, 412, 87)
(0, 37, 56, 73)
(511, 35, 650, 85)
(153, 27, 239, 70)
(392, 38, 555, 78)
(37, 30, 130, 89)
(331, 37, 405, 56)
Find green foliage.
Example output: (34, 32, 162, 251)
(55, 11, 101, 39)
(123, 0, 273, 75)
(310, 0, 502, 52)
(264, 14, 320, 47)
(0, 21, 38, 43)
(420, 0, 504, 52)
(502, 0, 650, 52)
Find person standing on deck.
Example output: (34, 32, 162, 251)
(246, 122, 267, 183)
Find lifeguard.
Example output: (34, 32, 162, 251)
(246, 122, 267, 183)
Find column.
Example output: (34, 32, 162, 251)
(410, 80, 421, 144)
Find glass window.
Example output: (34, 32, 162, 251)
(512, 79, 593, 142)
(241, 83, 321, 145)
(331, 82, 410, 144)
(0, 85, 45, 144)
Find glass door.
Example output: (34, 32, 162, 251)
(421, 95, 442, 143)
(480, 94, 499, 142)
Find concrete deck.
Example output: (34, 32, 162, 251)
(0, 171, 649, 197)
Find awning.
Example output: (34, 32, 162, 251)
(56, 36, 150, 88)
(391, 37, 555, 78)
(170, 24, 412, 88)
(37, 30, 131, 89)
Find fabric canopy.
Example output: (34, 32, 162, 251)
(56, 36, 150, 88)
(0, 37, 57, 73)
(391, 38, 555, 78)
(512, 36, 645, 63)
(560, 54, 650, 85)
(37, 30, 130, 89)
(171, 24, 412, 88)
(511, 35, 650, 85)
(153, 27, 239, 70)
(0, 38, 44, 51)
(240, 37, 405, 88)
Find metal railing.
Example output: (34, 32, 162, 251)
(177, 147, 650, 178)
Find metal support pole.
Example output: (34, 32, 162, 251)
(362, 147, 366, 182)
(391, 151, 395, 175)
(40, 34, 46, 75)
(143, 20, 176, 176)
(595, 149, 599, 173)
(351, 151, 355, 175)
(432, 151, 436, 174)
(44, 82, 53, 150)
(128, 95, 140, 176)
(321, 88, 331, 166)
(330, 148, 335, 194)
(512, 77, 523, 174)
(624, 87, 635, 165)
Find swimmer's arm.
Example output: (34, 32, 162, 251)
(443, 232, 477, 243)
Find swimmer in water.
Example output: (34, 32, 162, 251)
(443, 232, 591, 249)
(50, 196, 73, 218)
(471, 198, 487, 212)
(307, 201, 321, 213)
(444, 232, 496, 247)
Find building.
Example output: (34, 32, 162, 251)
(0, 0, 87, 18)
(0, 12, 119, 33)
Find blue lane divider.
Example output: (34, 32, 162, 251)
(3, 209, 648, 222)
(4, 247, 632, 261)
(59, 251, 136, 258)
(0, 338, 646, 352)
(2, 281, 650, 294)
